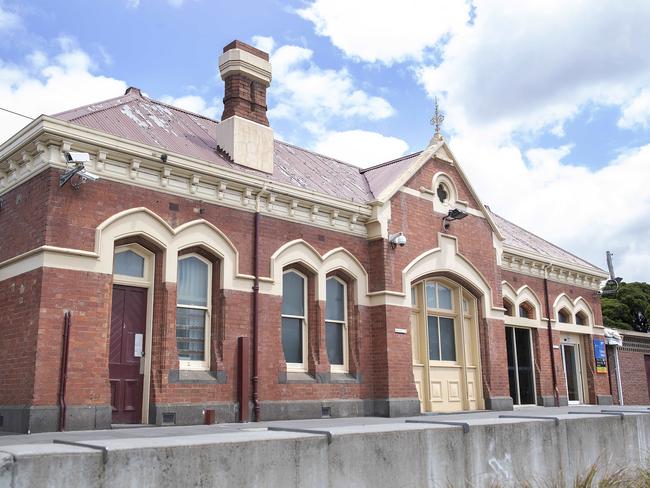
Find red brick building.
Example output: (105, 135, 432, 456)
(0, 41, 615, 433)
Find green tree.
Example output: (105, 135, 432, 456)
(601, 282, 650, 330)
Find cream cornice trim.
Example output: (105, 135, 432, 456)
(0, 117, 371, 237)
(501, 249, 607, 290)
(502, 245, 607, 279)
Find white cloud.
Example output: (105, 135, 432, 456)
(268, 43, 395, 122)
(0, 43, 128, 143)
(159, 94, 221, 119)
(297, 0, 470, 65)
(0, 4, 20, 31)
(618, 87, 650, 130)
(314, 129, 408, 167)
(450, 136, 650, 281)
(251, 35, 275, 54)
(416, 0, 650, 138)
(400, 0, 650, 280)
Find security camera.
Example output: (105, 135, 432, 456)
(79, 169, 100, 182)
(389, 232, 407, 249)
(64, 151, 91, 164)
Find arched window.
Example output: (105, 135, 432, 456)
(432, 173, 458, 214)
(518, 301, 535, 320)
(437, 183, 450, 203)
(176, 254, 211, 369)
(504, 298, 515, 317)
(326, 276, 348, 372)
(558, 308, 571, 324)
(282, 269, 308, 371)
(113, 249, 145, 278)
(425, 281, 456, 361)
(575, 311, 588, 326)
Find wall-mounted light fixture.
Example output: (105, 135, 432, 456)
(60, 152, 100, 190)
(389, 232, 407, 249)
(442, 208, 468, 231)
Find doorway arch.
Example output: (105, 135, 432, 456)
(410, 275, 484, 412)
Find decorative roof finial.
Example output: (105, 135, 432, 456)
(430, 97, 445, 142)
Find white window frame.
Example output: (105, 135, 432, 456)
(282, 269, 308, 372)
(425, 280, 458, 364)
(326, 276, 349, 374)
(176, 253, 212, 371)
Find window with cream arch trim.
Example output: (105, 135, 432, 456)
(281, 268, 309, 372)
(326, 276, 349, 373)
(176, 253, 212, 371)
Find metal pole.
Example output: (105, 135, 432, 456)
(614, 347, 624, 406)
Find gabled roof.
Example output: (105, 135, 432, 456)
(489, 209, 606, 274)
(361, 151, 422, 198)
(54, 89, 373, 203)
(49, 89, 603, 275)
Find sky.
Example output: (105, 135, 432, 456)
(1, 0, 649, 281)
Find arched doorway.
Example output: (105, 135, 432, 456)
(410, 277, 483, 412)
(109, 243, 155, 424)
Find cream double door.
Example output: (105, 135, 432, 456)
(410, 279, 483, 413)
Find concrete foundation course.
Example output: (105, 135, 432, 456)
(1, 407, 650, 487)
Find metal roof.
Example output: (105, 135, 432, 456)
(52, 89, 603, 274)
(360, 151, 423, 199)
(54, 89, 373, 203)
(489, 210, 605, 273)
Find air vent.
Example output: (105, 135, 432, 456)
(0, 414, 3, 427)
(162, 412, 176, 425)
(321, 406, 331, 418)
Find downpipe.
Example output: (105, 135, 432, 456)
(542, 265, 560, 407)
(58, 311, 72, 431)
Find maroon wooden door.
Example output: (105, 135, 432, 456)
(109, 285, 147, 424)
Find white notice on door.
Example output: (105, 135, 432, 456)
(134, 333, 143, 357)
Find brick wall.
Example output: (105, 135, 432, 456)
(0, 170, 50, 263)
(608, 346, 650, 405)
(0, 269, 42, 405)
(33, 268, 113, 406)
(0, 155, 613, 426)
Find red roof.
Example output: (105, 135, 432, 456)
(489, 210, 604, 273)
(54, 89, 373, 203)
(52, 89, 604, 274)
(360, 151, 422, 198)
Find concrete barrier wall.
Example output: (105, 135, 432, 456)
(2, 415, 650, 487)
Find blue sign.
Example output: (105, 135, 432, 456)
(594, 338, 607, 373)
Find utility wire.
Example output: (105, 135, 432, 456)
(0, 106, 34, 120)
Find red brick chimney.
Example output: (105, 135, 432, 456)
(220, 40, 270, 126)
(216, 40, 274, 173)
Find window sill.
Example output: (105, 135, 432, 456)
(278, 371, 317, 384)
(168, 369, 227, 384)
(278, 371, 362, 384)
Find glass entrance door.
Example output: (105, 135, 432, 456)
(562, 344, 583, 403)
(505, 327, 536, 405)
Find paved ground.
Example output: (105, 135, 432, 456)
(1, 404, 649, 446)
